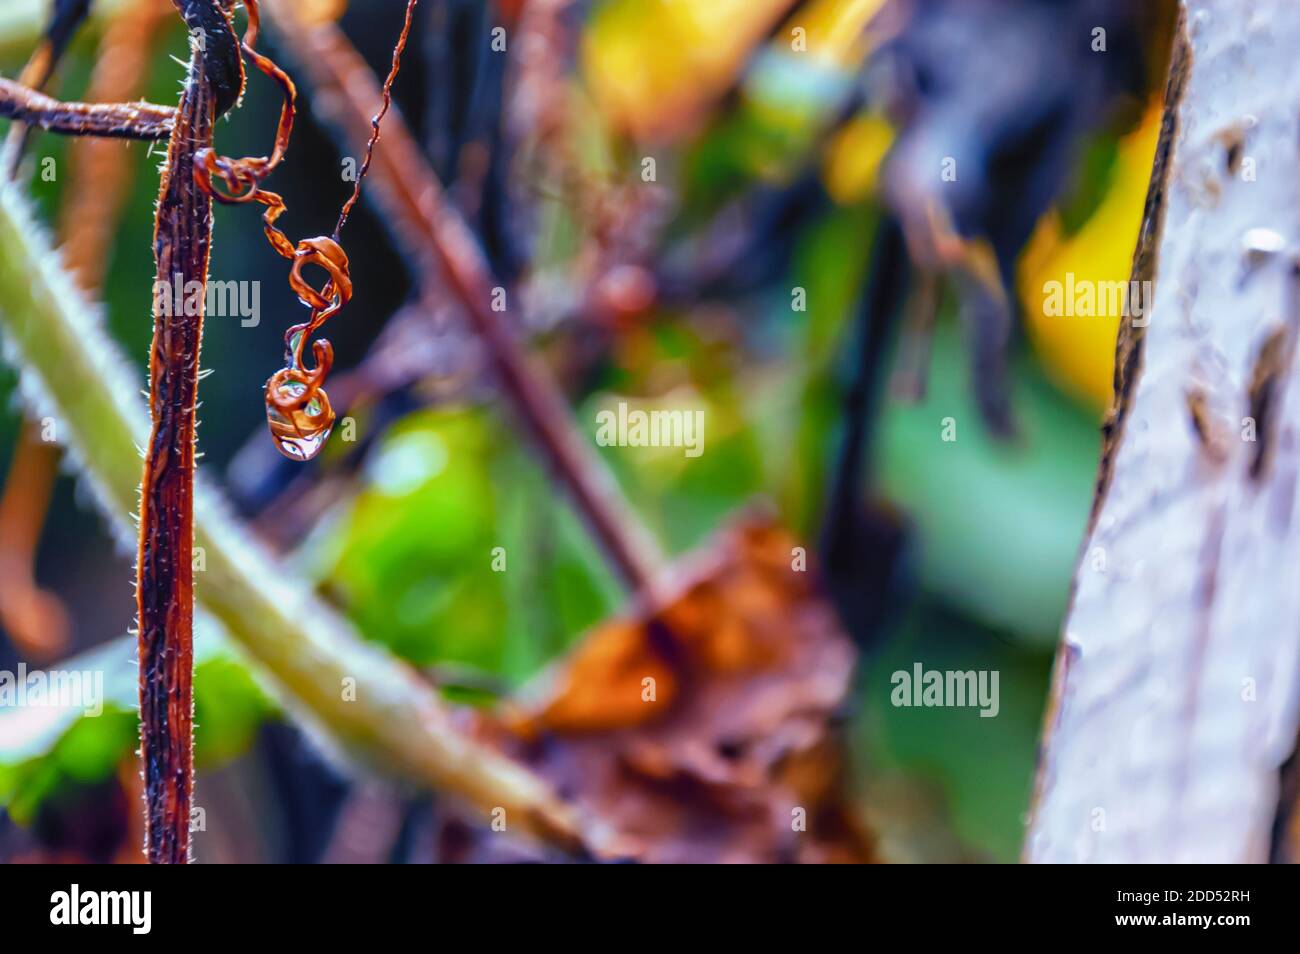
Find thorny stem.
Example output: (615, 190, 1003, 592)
(0, 0, 585, 857)
(0, 179, 586, 854)
(136, 0, 243, 865)
(0, 77, 173, 140)
(262, 0, 666, 598)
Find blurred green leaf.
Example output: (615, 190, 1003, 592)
(877, 321, 1099, 644)
(0, 615, 276, 825)
(319, 406, 620, 684)
(855, 599, 1052, 862)
(587, 321, 768, 554)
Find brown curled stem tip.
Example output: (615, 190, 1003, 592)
(258, 0, 666, 594)
(263, 235, 351, 460)
(279, 0, 420, 455)
(289, 235, 352, 324)
(0, 77, 174, 140)
(265, 363, 335, 461)
(192, 0, 299, 259)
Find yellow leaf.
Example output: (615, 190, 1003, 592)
(782, 0, 888, 67)
(822, 111, 894, 204)
(1017, 104, 1162, 411)
(582, 0, 792, 140)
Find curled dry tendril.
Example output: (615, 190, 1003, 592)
(265, 236, 352, 459)
(192, 0, 418, 460)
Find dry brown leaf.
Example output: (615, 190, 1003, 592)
(471, 514, 875, 863)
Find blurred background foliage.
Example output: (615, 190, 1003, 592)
(0, 0, 1165, 862)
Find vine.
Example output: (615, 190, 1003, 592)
(192, 0, 419, 460)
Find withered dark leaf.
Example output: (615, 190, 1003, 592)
(465, 516, 875, 863)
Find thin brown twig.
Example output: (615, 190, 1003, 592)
(262, 0, 666, 598)
(0, 77, 173, 140)
(331, 0, 417, 240)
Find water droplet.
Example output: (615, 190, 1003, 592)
(265, 373, 334, 461)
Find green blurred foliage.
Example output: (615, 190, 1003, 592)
(878, 323, 1098, 644)
(0, 622, 275, 825)
(0, 0, 1126, 860)
(856, 600, 1053, 862)
(317, 407, 621, 684)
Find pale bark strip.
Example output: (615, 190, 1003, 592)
(1028, 0, 1300, 862)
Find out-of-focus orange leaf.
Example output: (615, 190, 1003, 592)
(297, 0, 348, 26)
(531, 618, 680, 732)
(479, 515, 874, 862)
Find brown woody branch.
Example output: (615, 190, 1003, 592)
(0, 76, 173, 140)
(136, 0, 242, 865)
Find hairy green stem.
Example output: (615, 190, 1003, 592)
(0, 182, 583, 853)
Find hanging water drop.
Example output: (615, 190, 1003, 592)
(265, 371, 335, 461)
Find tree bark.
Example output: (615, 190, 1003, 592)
(1028, 0, 1300, 862)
